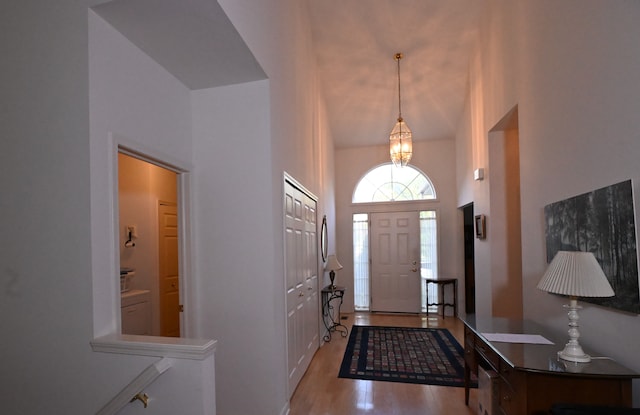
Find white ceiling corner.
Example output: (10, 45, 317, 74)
(91, 0, 266, 90)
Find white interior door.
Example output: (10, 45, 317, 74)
(158, 202, 180, 337)
(284, 180, 319, 396)
(370, 211, 421, 313)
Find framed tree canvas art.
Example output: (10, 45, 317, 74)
(544, 180, 640, 314)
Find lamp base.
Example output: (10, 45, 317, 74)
(558, 346, 591, 363)
(329, 270, 336, 289)
(557, 298, 591, 363)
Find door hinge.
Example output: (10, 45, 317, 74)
(179, 304, 184, 312)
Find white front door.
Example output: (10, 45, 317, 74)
(370, 211, 421, 313)
(284, 180, 319, 396)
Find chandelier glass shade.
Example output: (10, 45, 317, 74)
(389, 53, 413, 167)
(389, 117, 412, 167)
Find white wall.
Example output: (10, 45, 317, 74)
(0, 3, 205, 414)
(89, 10, 193, 338)
(3, 1, 333, 414)
(209, 2, 336, 413)
(191, 81, 283, 415)
(88, 9, 218, 415)
(0, 5, 217, 414)
(90, 1, 335, 413)
(335, 139, 460, 312)
(0, 2, 97, 412)
(457, 0, 640, 402)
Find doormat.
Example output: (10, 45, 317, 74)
(338, 325, 476, 387)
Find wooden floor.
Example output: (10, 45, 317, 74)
(289, 312, 478, 415)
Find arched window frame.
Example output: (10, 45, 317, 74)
(352, 163, 437, 204)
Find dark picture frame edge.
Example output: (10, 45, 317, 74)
(475, 214, 486, 239)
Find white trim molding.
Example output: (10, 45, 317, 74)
(91, 334, 217, 360)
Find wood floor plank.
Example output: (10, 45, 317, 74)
(289, 312, 478, 415)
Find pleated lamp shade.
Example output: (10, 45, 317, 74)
(325, 255, 343, 272)
(537, 251, 614, 298)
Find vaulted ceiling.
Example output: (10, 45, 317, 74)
(91, 0, 484, 149)
(307, 0, 484, 148)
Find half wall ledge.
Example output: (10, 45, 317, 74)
(91, 334, 217, 360)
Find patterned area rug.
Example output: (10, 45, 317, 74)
(338, 325, 474, 387)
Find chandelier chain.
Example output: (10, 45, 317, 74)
(396, 53, 403, 120)
(389, 52, 412, 167)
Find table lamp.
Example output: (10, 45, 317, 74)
(325, 254, 343, 289)
(537, 251, 614, 363)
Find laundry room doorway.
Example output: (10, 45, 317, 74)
(118, 150, 183, 337)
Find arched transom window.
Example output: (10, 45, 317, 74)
(352, 163, 436, 203)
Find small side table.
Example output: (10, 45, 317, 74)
(321, 285, 348, 341)
(425, 278, 458, 317)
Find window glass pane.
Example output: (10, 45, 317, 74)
(353, 163, 436, 203)
(371, 182, 394, 202)
(353, 180, 377, 202)
(353, 213, 369, 310)
(420, 210, 438, 311)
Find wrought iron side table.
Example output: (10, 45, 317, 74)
(321, 285, 348, 341)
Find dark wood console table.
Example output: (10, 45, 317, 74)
(425, 278, 457, 317)
(463, 316, 639, 415)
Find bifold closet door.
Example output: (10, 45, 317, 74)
(284, 180, 319, 396)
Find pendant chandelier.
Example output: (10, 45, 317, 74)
(389, 52, 413, 167)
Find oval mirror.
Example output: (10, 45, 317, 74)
(320, 215, 328, 262)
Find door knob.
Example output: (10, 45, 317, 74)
(411, 268, 418, 272)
